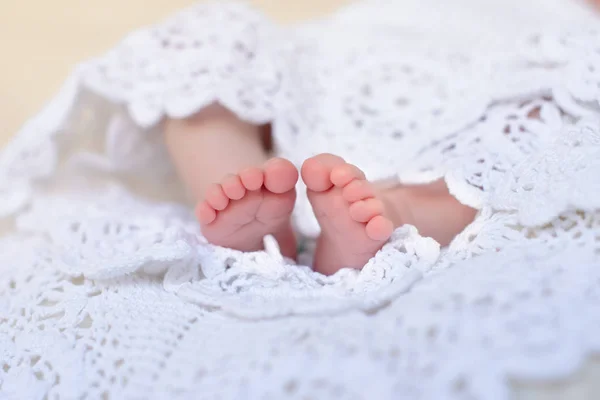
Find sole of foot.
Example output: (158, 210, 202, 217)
(301, 154, 394, 275)
(196, 158, 298, 259)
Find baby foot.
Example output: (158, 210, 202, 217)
(196, 158, 298, 259)
(301, 154, 394, 275)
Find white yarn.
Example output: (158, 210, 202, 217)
(0, 1, 599, 399)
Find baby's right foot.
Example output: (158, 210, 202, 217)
(196, 158, 298, 259)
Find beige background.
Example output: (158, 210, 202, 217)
(0, 0, 350, 147)
(1, 0, 599, 398)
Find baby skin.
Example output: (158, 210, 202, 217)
(165, 104, 476, 275)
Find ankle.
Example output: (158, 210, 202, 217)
(379, 187, 416, 228)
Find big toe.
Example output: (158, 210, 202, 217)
(263, 158, 299, 194)
(301, 154, 345, 192)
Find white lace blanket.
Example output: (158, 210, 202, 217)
(1, 1, 599, 398)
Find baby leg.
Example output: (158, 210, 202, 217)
(302, 154, 476, 275)
(379, 180, 477, 248)
(165, 104, 297, 258)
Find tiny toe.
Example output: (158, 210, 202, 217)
(365, 216, 394, 241)
(239, 167, 264, 191)
(349, 198, 384, 222)
(342, 180, 375, 202)
(205, 184, 229, 210)
(222, 174, 246, 200)
(264, 158, 299, 194)
(196, 201, 217, 225)
(330, 164, 366, 187)
(301, 153, 345, 192)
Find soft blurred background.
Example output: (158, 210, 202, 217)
(0, 0, 350, 147)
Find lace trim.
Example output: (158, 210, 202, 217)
(81, 2, 284, 128)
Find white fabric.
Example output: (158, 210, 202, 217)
(1, 1, 599, 398)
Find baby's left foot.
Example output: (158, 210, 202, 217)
(302, 154, 394, 275)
